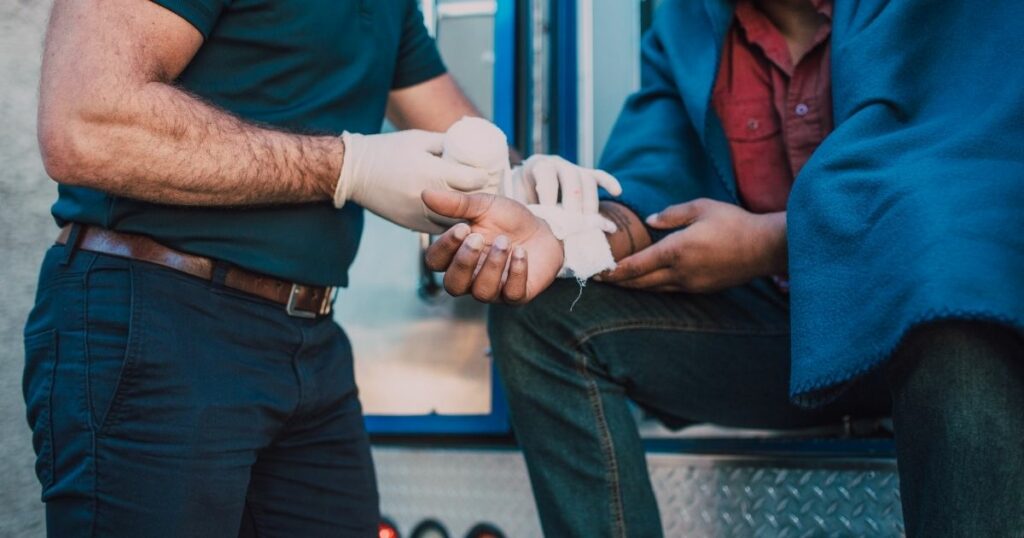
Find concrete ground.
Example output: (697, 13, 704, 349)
(0, 1, 56, 536)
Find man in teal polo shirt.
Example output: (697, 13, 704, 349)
(23, 0, 613, 535)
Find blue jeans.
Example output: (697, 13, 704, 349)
(490, 279, 1024, 538)
(23, 244, 378, 537)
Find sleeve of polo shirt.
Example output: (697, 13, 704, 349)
(149, 0, 228, 39)
(392, 0, 448, 89)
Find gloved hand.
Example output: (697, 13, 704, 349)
(333, 129, 493, 233)
(504, 155, 623, 215)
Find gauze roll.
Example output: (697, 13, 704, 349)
(442, 116, 511, 186)
(429, 117, 511, 228)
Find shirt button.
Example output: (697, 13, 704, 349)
(746, 118, 759, 130)
(795, 103, 809, 116)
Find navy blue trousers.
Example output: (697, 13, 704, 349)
(23, 243, 378, 537)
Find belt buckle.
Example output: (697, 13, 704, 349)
(286, 284, 336, 319)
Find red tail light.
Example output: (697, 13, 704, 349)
(379, 518, 400, 538)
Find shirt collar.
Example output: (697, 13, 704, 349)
(733, 0, 832, 74)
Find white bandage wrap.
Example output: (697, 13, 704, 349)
(528, 205, 616, 280)
(442, 117, 510, 192)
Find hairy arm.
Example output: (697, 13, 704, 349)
(37, 0, 342, 206)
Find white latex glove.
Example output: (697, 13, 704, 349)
(333, 130, 493, 234)
(504, 155, 623, 215)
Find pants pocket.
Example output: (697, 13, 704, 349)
(23, 330, 58, 489)
(85, 265, 137, 431)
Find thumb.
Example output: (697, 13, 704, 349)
(646, 200, 704, 229)
(401, 129, 446, 155)
(421, 189, 496, 221)
(434, 160, 493, 191)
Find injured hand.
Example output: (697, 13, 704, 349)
(422, 188, 621, 305)
(440, 117, 623, 220)
(422, 189, 564, 304)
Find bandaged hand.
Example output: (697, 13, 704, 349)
(333, 129, 492, 234)
(504, 155, 623, 216)
(440, 117, 623, 224)
(422, 190, 564, 304)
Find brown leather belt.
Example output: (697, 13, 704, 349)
(57, 225, 336, 318)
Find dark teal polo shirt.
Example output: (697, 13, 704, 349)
(51, 0, 446, 286)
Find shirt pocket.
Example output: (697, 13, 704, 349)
(719, 98, 782, 142)
(23, 329, 58, 490)
(716, 98, 792, 213)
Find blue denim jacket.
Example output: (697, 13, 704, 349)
(600, 0, 1024, 404)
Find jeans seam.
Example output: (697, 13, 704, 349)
(574, 319, 789, 349)
(575, 352, 627, 538)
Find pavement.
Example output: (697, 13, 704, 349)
(0, 1, 57, 536)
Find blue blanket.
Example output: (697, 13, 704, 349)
(600, 0, 1024, 404)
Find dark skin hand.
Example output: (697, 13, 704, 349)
(427, 194, 787, 302)
(422, 190, 564, 304)
(424, 195, 647, 303)
(598, 198, 787, 293)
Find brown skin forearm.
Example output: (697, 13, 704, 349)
(599, 201, 653, 261)
(38, 0, 343, 207)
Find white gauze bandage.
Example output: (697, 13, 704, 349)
(442, 117, 510, 190)
(431, 117, 510, 228)
(442, 117, 615, 282)
(528, 205, 616, 281)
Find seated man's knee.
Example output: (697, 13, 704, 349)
(888, 320, 1024, 432)
(487, 280, 586, 357)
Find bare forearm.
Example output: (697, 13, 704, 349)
(755, 211, 788, 274)
(387, 73, 522, 165)
(42, 82, 342, 206)
(599, 201, 653, 260)
(38, 0, 342, 207)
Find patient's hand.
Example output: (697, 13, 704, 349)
(422, 190, 563, 304)
(599, 198, 787, 293)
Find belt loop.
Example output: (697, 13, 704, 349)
(60, 223, 83, 266)
(211, 262, 230, 289)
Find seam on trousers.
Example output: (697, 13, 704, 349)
(574, 320, 789, 350)
(576, 352, 627, 538)
(79, 255, 100, 538)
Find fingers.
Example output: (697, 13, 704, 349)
(532, 160, 560, 206)
(435, 159, 493, 191)
(404, 129, 446, 155)
(580, 169, 600, 215)
(611, 268, 677, 290)
(470, 236, 512, 302)
(422, 190, 496, 221)
(579, 213, 617, 234)
(443, 233, 486, 296)
(646, 199, 706, 229)
(599, 244, 670, 282)
(502, 247, 529, 304)
(424, 223, 471, 271)
(558, 165, 584, 214)
(592, 169, 623, 197)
